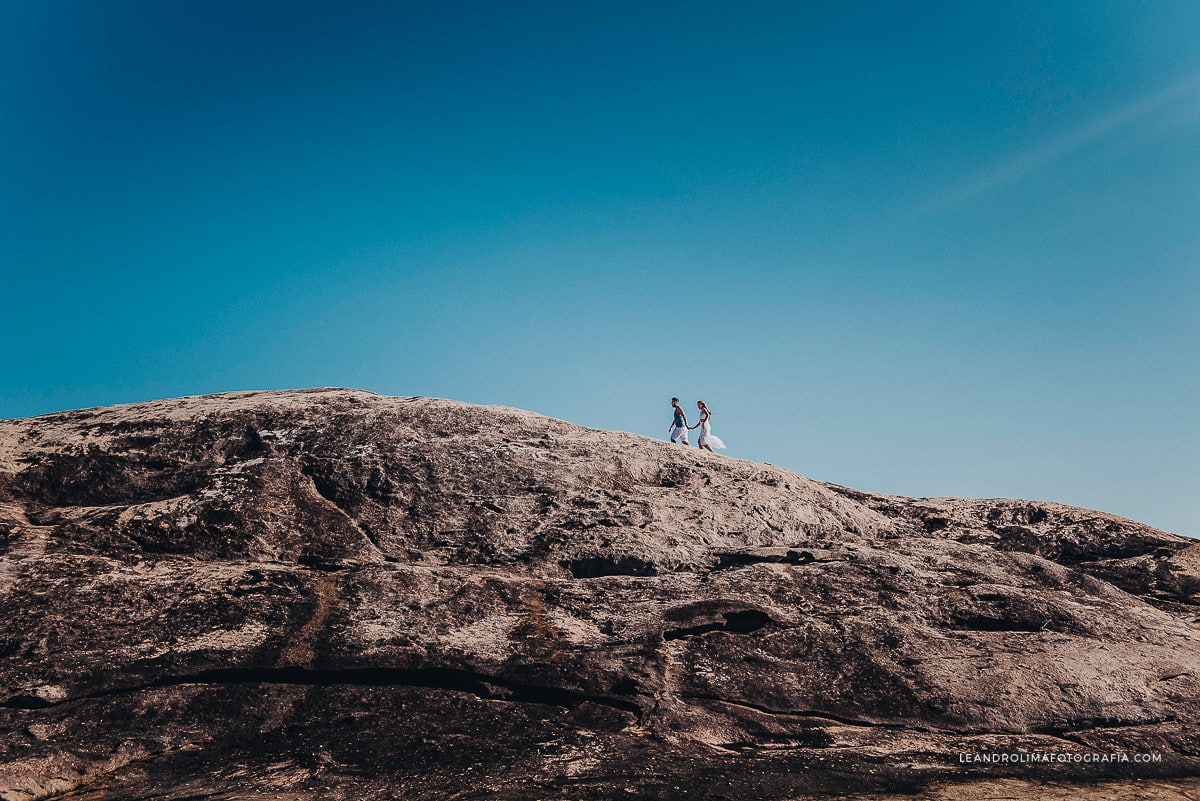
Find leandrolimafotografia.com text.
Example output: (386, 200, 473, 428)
(958, 752, 1163, 764)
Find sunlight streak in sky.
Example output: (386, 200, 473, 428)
(912, 73, 1200, 220)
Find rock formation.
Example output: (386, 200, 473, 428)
(0, 388, 1197, 800)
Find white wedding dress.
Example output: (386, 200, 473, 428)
(697, 415, 726, 450)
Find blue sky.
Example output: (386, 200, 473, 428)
(2, 2, 1197, 536)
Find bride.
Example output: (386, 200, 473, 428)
(691, 400, 726, 453)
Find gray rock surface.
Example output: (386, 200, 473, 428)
(0, 388, 1197, 800)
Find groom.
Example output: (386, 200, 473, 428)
(668, 397, 690, 445)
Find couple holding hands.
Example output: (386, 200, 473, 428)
(668, 397, 726, 453)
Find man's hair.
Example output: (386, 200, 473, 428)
(671, 397, 679, 404)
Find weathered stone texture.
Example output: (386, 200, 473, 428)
(0, 389, 1196, 800)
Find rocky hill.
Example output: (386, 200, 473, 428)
(0, 388, 1197, 800)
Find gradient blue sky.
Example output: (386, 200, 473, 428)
(2, 2, 1198, 536)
